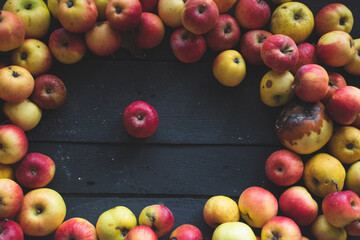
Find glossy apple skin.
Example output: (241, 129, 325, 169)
(31, 74, 67, 110)
(54, 217, 97, 240)
(240, 30, 272, 66)
(279, 186, 318, 226)
(16, 188, 67, 237)
(0, 10, 25, 52)
(346, 220, 360, 236)
(205, 14, 240, 52)
(138, 204, 174, 237)
(0, 124, 28, 165)
(265, 149, 303, 186)
(346, 161, 360, 196)
(139, 0, 158, 12)
(212, 222, 257, 240)
(315, 3, 354, 36)
(85, 21, 122, 56)
(261, 216, 302, 240)
(261, 34, 299, 72)
(123, 101, 159, 138)
(133, 12, 165, 49)
(106, 0, 142, 31)
(170, 224, 203, 240)
(322, 190, 360, 228)
(181, 0, 219, 35)
(311, 215, 347, 240)
(170, 27, 207, 63)
(0, 179, 24, 219)
(124, 225, 158, 240)
(15, 152, 56, 189)
(321, 72, 346, 104)
(290, 42, 318, 75)
(157, 0, 185, 28)
(294, 64, 329, 102)
(49, 28, 87, 64)
(234, 0, 270, 29)
(238, 186, 278, 228)
(326, 86, 360, 125)
(316, 30, 356, 67)
(0, 219, 24, 240)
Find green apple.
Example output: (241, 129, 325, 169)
(212, 222, 257, 240)
(345, 161, 360, 196)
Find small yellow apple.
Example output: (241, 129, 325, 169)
(345, 161, 360, 196)
(260, 70, 295, 107)
(344, 39, 360, 76)
(213, 50, 246, 87)
(0, 163, 15, 179)
(158, 0, 185, 28)
(212, 222, 257, 240)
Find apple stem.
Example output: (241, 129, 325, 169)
(281, 48, 294, 54)
(67, 1, 74, 8)
(332, 179, 339, 192)
(198, 4, 206, 14)
(0, 219, 8, 234)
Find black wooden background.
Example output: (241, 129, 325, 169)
(0, 0, 359, 239)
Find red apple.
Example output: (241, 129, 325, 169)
(133, 12, 165, 49)
(0, 219, 24, 240)
(170, 27, 207, 63)
(321, 72, 347, 104)
(346, 220, 360, 237)
(169, 224, 203, 240)
(123, 101, 159, 138)
(85, 21, 122, 56)
(15, 152, 56, 189)
(31, 74, 67, 110)
(205, 14, 241, 52)
(234, 0, 270, 29)
(290, 42, 318, 75)
(124, 225, 158, 240)
(106, 0, 142, 31)
(139, 204, 174, 237)
(0, 10, 25, 52)
(0, 179, 23, 219)
(0, 124, 28, 165)
(139, 0, 158, 12)
(265, 149, 303, 186)
(181, 0, 219, 35)
(239, 30, 273, 66)
(261, 216, 302, 240)
(54, 217, 97, 240)
(261, 34, 299, 72)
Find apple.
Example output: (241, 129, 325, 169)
(47, 0, 60, 18)
(181, 0, 219, 35)
(326, 86, 360, 125)
(106, 0, 142, 31)
(0, 10, 25, 52)
(11, 39, 52, 77)
(240, 30, 273, 66)
(49, 28, 87, 64)
(328, 126, 360, 165)
(234, 0, 270, 30)
(85, 21, 122, 56)
(57, 0, 98, 33)
(311, 215, 347, 240)
(293, 64, 329, 102)
(170, 224, 203, 240)
(3, 99, 42, 131)
(322, 190, 360, 228)
(139, 0, 158, 12)
(31, 74, 67, 110)
(0, 179, 23, 219)
(289, 42, 318, 75)
(260, 34, 299, 72)
(0, 65, 34, 103)
(212, 222, 257, 240)
(123, 101, 159, 138)
(3, 0, 50, 39)
(213, 0, 236, 14)
(270, 2, 314, 44)
(0, 124, 28, 165)
(346, 220, 360, 237)
(344, 38, 360, 76)
(157, 0, 185, 28)
(96, 206, 137, 240)
(261, 216, 302, 240)
(93, 0, 109, 20)
(315, 3, 354, 36)
(212, 50, 246, 87)
(54, 217, 97, 240)
(15, 152, 55, 189)
(205, 14, 241, 52)
(133, 12, 165, 49)
(303, 153, 346, 198)
(0, 163, 15, 179)
(265, 149, 303, 186)
(138, 204, 174, 237)
(321, 72, 347, 104)
(238, 186, 278, 228)
(346, 161, 360, 196)
(170, 27, 207, 63)
(0, 219, 24, 240)
(203, 195, 240, 228)
(275, 101, 333, 155)
(316, 30, 356, 67)
(124, 226, 157, 240)
(279, 186, 318, 226)
(16, 188, 66, 237)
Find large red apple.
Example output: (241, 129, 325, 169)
(106, 0, 142, 31)
(240, 30, 273, 66)
(234, 0, 270, 29)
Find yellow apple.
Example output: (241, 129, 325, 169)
(345, 161, 360, 196)
(260, 70, 295, 107)
(344, 38, 360, 76)
(47, 0, 60, 18)
(303, 153, 346, 198)
(0, 163, 15, 179)
(212, 222, 257, 240)
(270, 2, 314, 44)
(158, 0, 185, 28)
(213, 50, 246, 87)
